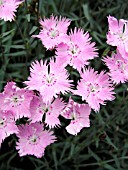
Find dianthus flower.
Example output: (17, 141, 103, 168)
(61, 99, 91, 135)
(56, 28, 98, 72)
(0, 82, 33, 120)
(29, 95, 65, 128)
(75, 68, 115, 111)
(0, 0, 23, 21)
(16, 122, 56, 158)
(103, 50, 128, 84)
(24, 60, 72, 103)
(107, 15, 128, 59)
(34, 15, 71, 49)
(0, 110, 18, 146)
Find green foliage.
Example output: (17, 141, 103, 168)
(1, 0, 128, 169)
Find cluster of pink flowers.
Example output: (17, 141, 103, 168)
(2, 14, 127, 159)
(0, 82, 56, 157)
(104, 16, 128, 84)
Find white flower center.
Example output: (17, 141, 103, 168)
(68, 43, 80, 56)
(43, 73, 57, 86)
(4, 94, 25, 107)
(71, 107, 80, 120)
(86, 82, 100, 93)
(29, 134, 38, 144)
(116, 60, 127, 71)
(71, 111, 77, 120)
(38, 104, 48, 114)
(48, 28, 59, 39)
(119, 33, 127, 41)
(46, 74, 54, 83)
(90, 85, 97, 92)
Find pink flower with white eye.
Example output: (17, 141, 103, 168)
(74, 68, 115, 112)
(61, 99, 91, 135)
(103, 50, 128, 84)
(56, 28, 98, 72)
(34, 15, 71, 49)
(0, 82, 33, 120)
(0, 0, 24, 22)
(24, 60, 72, 103)
(0, 110, 18, 146)
(107, 16, 128, 59)
(16, 122, 56, 158)
(29, 95, 65, 128)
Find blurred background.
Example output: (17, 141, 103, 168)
(1, 0, 128, 169)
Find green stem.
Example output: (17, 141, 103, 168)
(15, 20, 29, 64)
(73, 156, 128, 167)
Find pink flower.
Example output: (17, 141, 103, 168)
(0, 0, 23, 21)
(30, 95, 65, 128)
(0, 82, 33, 120)
(61, 99, 91, 135)
(0, 110, 18, 146)
(56, 28, 98, 72)
(24, 60, 72, 103)
(16, 122, 56, 158)
(103, 50, 128, 84)
(107, 16, 128, 59)
(34, 15, 71, 49)
(75, 68, 115, 111)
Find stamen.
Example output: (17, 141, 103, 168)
(29, 135, 38, 144)
(48, 28, 59, 39)
(42, 73, 57, 86)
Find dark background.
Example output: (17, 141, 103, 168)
(1, 0, 128, 169)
